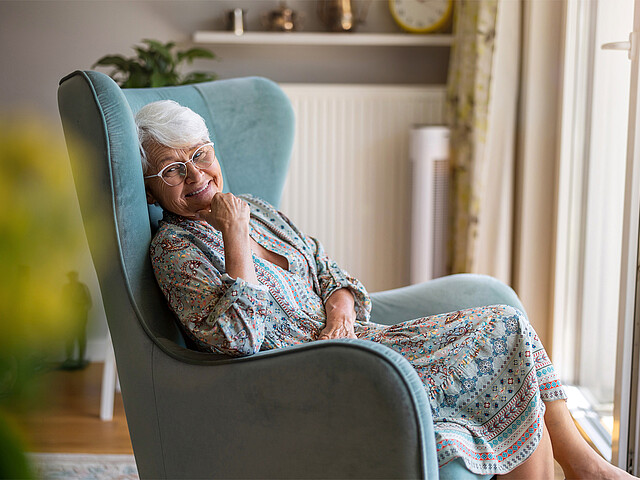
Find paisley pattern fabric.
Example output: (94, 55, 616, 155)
(357, 305, 565, 474)
(150, 194, 565, 475)
(150, 194, 371, 356)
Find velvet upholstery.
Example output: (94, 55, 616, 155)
(57, 70, 519, 480)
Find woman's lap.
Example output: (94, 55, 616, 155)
(356, 304, 566, 475)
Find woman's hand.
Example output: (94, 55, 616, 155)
(318, 288, 357, 340)
(197, 192, 250, 234)
(317, 319, 357, 340)
(197, 193, 259, 285)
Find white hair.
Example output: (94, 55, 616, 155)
(134, 100, 210, 173)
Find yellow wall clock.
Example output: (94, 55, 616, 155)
(389, 0, 453, 34)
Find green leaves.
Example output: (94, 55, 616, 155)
(92, 39, 217, 88)
(181, 71, 217, 85)
(177, 47, 215, 63)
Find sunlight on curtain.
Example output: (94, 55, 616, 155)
(510, 1, 564, 348)
(446, 0, 498, 275)
(447, 0, 564, 345)
(446, 0, 521, 285)
(474, 0, 520, 284)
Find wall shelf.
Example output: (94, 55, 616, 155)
(193, 31, 453, 47)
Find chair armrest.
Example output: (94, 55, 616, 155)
(370, 273, 526, 325)
(143, 339, 437, 479)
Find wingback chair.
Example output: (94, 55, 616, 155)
(58, 70, 524, 479)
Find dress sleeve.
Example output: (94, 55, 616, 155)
(150, 232, 272, 357)
(304, 235, 372, 323)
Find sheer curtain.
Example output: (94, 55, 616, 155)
(446, 0, 565, 345)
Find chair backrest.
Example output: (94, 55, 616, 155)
(58, 71, 295, 353)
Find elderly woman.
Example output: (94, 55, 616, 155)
(138, 100, 632, 480)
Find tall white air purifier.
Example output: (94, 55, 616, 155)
(410, 125, 450, 284)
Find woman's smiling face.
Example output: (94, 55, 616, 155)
(143, 141, 223, 217)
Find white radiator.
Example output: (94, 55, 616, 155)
(280, 84, 447, 292)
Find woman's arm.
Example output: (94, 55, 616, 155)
(151, 205, 271, 357)
(318, 288, 357, 340)
(197, 192, 258, 285)
(305, 236, 371, 326)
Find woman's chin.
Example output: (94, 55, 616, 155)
(189, 197, 213, 214)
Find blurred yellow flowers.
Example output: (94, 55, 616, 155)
(0, 115, 98, 478)
(0, 117, 89, 359)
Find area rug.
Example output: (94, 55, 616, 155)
(28, 453, 138, 480)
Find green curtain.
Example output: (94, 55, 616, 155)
(446, 0, 499, 274)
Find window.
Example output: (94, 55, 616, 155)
(554, 0, 633, 461)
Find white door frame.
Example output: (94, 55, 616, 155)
(613, 0, 640, 471)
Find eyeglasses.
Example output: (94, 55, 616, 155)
(144, 142, 215, 187)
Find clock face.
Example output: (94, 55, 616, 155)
(389, 0, 452, 33)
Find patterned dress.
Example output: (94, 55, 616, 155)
(150, 194, 566, 475)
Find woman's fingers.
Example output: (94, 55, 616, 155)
(317, 324, 357, 340)
(211, 192, 248, 216)
(321, 305, 357, 341)
(203, 192, 250, 232)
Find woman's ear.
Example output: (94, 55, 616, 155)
(146, 188, 157, 205)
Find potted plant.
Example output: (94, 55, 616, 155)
(93, 39, 217, 88)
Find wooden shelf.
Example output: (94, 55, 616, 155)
(193, 31, 453, 47)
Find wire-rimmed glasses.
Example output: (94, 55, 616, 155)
(144, 142, 215, 186)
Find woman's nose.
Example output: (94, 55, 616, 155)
(184, 160, 203, 183)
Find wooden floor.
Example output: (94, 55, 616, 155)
(11, 362, 564, 478)
(12, 362, 133, 454)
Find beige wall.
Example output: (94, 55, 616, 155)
(0, 0, 448, 122)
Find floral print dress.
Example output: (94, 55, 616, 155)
(150, 194, 566, 476)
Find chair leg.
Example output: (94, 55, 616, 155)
(100, 332, 117, 421)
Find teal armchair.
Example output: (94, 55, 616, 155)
(58, 70, 521, 479)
